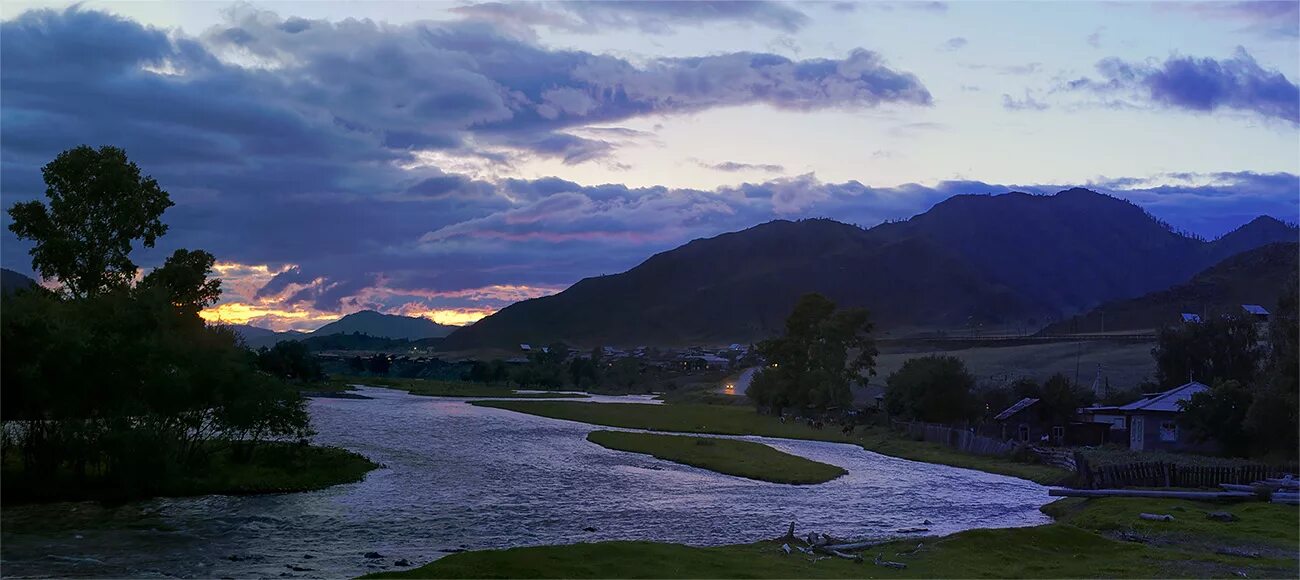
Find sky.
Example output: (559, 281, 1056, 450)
(2, 1, 1298, 331)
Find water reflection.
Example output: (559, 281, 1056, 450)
(1, 386, 1049, 578)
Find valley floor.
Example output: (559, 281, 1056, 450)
(470, 400, 1068, 485)
(366, 498, 1300, 579)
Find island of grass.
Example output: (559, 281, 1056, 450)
(2, 443, 379, 504)
(586, 430, 845, 484)
(366, 497, 1299, 579)
(470, 400, 1066, 485)
(330, 376, 589, 399)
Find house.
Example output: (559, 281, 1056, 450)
(994, 397, 1058, 443)
(1180, 313, 1202, 323)
(1241, 304, 1269, 322)
(1116, 381, 1210, 452)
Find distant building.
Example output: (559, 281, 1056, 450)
(1116, 381, 1211, 452)
(519, 343, 532, 352)
(1241, 304, 1270, 321)
(994, 397, 1052, 443)
(1180, 313, 1202, 323)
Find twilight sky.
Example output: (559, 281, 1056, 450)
(2, 1, 1298, 331)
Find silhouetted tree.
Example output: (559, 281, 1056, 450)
(8, 145, 173, 298)
(884, 355, 975, 423)
(749, 293, 877, 413)
(1152, 316, 1263, 388)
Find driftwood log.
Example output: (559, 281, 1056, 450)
(1049, 488, 1253, 501)
(873, 554, 907, 569)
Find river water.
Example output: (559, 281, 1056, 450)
(1, 386, 1051, 578)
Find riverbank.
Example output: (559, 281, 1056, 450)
(367, 497, 1299, 578)
(586, 430, 845, 484)
(471, 400, 1067, 485)
(329, 376, 588, 399)
(2, 443, 378, 504)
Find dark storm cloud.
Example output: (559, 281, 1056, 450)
(0, 6, 932, 312)
(1060, 48, 1298, 123)
(453, 1, 811, 34)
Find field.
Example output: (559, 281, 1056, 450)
(471, 400, 1067, 485)
(2, 443, 378, 504)
(330, 376, 587, 398)
(870, 340, 1155, 390)
(368, 497, 1299, 579)
(586, 430, 846, 484)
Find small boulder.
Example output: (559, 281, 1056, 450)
(364, 552, 384, 559)
(302, 554, 315, 559)
(285, 564, 314, 572)
(394, 559, 411, 567)
(1207, 511, 1239, 522)
(922, 519, 933, 525)
(583, 526, 597, 532)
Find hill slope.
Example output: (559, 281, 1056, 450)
(312, 310, 455, 340)
(1, 268, 39, 295)
(441, 189, 1296, 349)
(1040, 242, 1299, 335)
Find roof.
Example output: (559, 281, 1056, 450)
(1242, 304, 1270, 316)
(1180, 313, 1202, 323)
(1117, 381, 1209, 413)
(995, 397, 1039, 421)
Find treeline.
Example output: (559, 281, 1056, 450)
(463, 343, 700, 392)
(1, 146, 315, 498)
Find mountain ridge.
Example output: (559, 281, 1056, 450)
(439, 188, 1297, 350)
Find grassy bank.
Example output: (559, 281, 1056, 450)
(586, 430, 845, 484)
(367, 498, 1299, 579)
(332, 376, 588, 399)
(471, 401, 1066, 485)
(2, 443, 379, 504)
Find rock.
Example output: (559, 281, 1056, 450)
(364, 551, 384, 559)
(394, 559, 411, 567)
(302, 554, 314, 559)
(1216, 547, 1260, 558)
(438, 548, 467, 553)
(922, 520, 933, 525)
(1138, 513, 1173, 522)
(1207, 511, 1239, 522)
(227, 555, 245, 562)
(583, 526, 597, 532)
(780, 543, 791, 555)
(285, 564, 314, 572)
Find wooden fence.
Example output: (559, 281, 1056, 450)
(1076, 457, 1298, 489)
(893, 420, 1016, 457)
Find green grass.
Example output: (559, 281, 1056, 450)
(2, 443, 378, 504)
(871, 340, 1156, 390)
(366, 498, 1299, 579)
(470, 400, 1067, 485)
(333, 376, 588, 398)
(1080, 447, 1298, 469)
(586, 430, 845, 484)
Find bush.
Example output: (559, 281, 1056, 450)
(884, 355, 976, 423)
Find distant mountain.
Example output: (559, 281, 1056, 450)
(228, 324, 308, 349)
(440, 188, 1297, 349)
(1, 268, 39, 295)
(1041, 242, 1299, 335)
(312, 310, 455, 340)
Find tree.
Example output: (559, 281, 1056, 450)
(1037, 373, 1094, 424)
(1152, 316, 1263, 388)
(139, 249, 222, 318)
(1245, 270, 1299, 458)
(884, 355, 976, 423)
(749, 293, 877, 413)
(8, 145, 173, 298)
(367, 354, 391, 375)
(1179, 379, 1253, 456)
(256, 341, 324, 382)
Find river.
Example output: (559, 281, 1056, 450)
(1, 386, 1051, 578)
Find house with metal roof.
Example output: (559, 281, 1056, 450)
(1116, 381, 1210, 452)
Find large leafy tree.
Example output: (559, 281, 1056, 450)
(883, 355, 976, 423)
(1151, 315, 1263, 388)
(749, 293, 877, 413)
(8, 145, 173, 298)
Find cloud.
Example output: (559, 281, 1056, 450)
(1159, 1, 1299, 39)
(1001, 91, 1050, 111)
(1060, 48, 1299, 123)
(695, 160, 786, 173)
(942, 37, 968, 51)
(453, 1, 812, 34)
(1086, 27, 1104, 48)
(962, 62, 1043, 75)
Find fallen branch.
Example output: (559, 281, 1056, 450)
(873, 553, 907, 569)
(1139, 513, 1174, 522)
